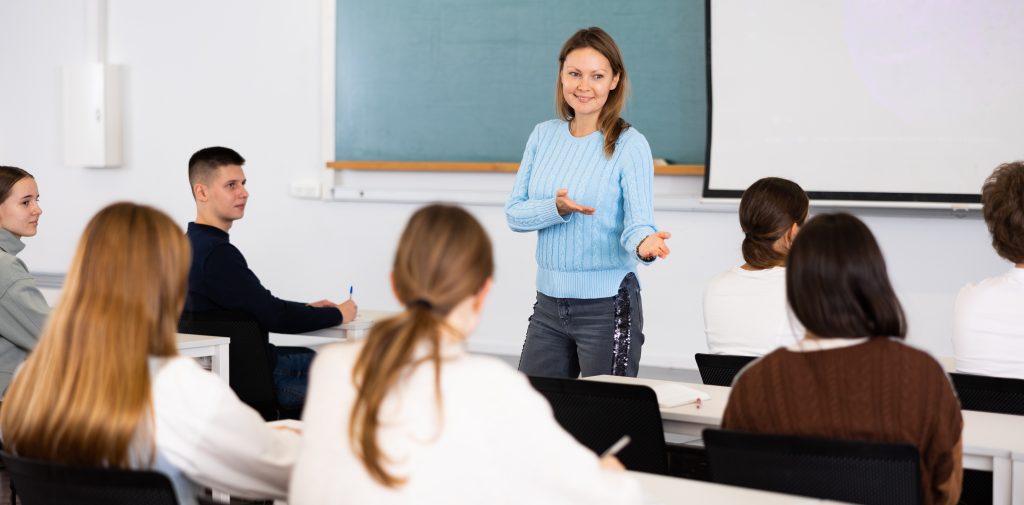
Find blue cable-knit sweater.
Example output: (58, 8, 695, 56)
(506, 119, 658, 299)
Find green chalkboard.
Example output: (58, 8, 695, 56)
(335, 0, 707, 164)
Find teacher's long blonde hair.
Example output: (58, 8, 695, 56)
(0, 202, 189, 467)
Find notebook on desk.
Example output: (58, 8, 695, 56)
(650, 383, 711, 408)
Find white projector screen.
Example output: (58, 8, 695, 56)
(704, 1, 1024, 204)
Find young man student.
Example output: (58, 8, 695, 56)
(185, 146, 357, 409)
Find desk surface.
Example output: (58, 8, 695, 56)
(589, 375, 730, 426)
(630, 471, 835, 504)
(269, 333, 341, 349)
(279, 309, 399, 341)
(339, 309, 398, 330)
(176, 333, 230, 349)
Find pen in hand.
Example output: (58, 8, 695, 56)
(348, 285, 353, 301)
(600, 435, 631, 458)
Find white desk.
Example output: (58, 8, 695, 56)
(589, 375, 729, 438)
(269, 309, 397, 349)
(591, 375, 1024, 505)
(175, 333, 230, 381)
(631, 471, 836, 504)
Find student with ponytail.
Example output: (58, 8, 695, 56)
(291, 204, 641, 504)
(703, 177, 808, 356)
(0, 203, 299, 505)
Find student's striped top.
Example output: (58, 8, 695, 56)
(505, 119, 657, 299)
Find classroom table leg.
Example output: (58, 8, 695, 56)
(1012, 458, 1024, 505)
(995, 456, 1012, 505)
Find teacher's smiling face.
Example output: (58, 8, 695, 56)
(561, 47, 620, 123)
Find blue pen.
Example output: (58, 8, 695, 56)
(348, 285, 353, 301)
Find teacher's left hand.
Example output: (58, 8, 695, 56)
(639, 231, 672, 259)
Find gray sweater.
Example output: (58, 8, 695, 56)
(0, 229, 49, 394)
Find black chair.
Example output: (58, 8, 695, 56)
(694, 353, 756, 386)
(949, 372, 1024, 416)
(703, 429, 921, 505)
(0, 450, 179, 505)
(948, 373, 1024, 503)
(179, 310, 299, 420)
(528, 376, 668, 474)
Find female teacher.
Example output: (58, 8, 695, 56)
(506, 27, 670, 378)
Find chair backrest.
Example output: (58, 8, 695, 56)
(528, 376, 667, 474)
(703, 429, 921, 505)
(179, 310, 279, 419)
(950, 372, 1024, 415)
(1, 451, 179, 505)
(694, 353, 756, 386)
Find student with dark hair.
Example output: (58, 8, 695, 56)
(185, 146, 357, 409)
(507, 27, 671, 379)
(723, 213, 963, 505)
(703, 177, 807, 355)
(291, 204, 641, 504)
(954, 161, 1024, 379)
(0, 166, 48, 395)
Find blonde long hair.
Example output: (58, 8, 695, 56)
(349, 204, 493, 487)
(555, 27, 631, 158)
(0, 202, 190, 467)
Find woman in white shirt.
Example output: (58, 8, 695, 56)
(703, 177, 808, 356)
(291, 204, 641, 505)
(0, 202, 298, 504)
(954, 161, 1024, 379)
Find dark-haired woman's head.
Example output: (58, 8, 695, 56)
(786, 213, 906, 339)
(739, 177, 808, 269)
(981, 161, 1024, 265)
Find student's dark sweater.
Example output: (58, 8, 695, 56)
(723, 338, 963, 505)
(185, 222, 343, 333)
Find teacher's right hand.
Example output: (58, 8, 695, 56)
(555, 188, 596, 216)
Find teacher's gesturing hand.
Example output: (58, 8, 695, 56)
(555, 188, 596, 216)
(638, 231, 672, 260)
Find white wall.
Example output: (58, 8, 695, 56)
(0, 0, 1010, 370)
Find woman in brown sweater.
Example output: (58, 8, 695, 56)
(722, 212, 963, 505)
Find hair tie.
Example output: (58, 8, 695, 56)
(408, 299, 434, 310)
(744, 231, 754, 240)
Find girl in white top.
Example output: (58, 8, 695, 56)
(291, 204, 641, 505)
(953, 161, 1024, 379)
(0, 203, 298, 505)
(703, 177, 807, 356)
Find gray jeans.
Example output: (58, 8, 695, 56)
(518, 273, 644, 378)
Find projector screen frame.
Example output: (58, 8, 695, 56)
(700, 0, 983, 206)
